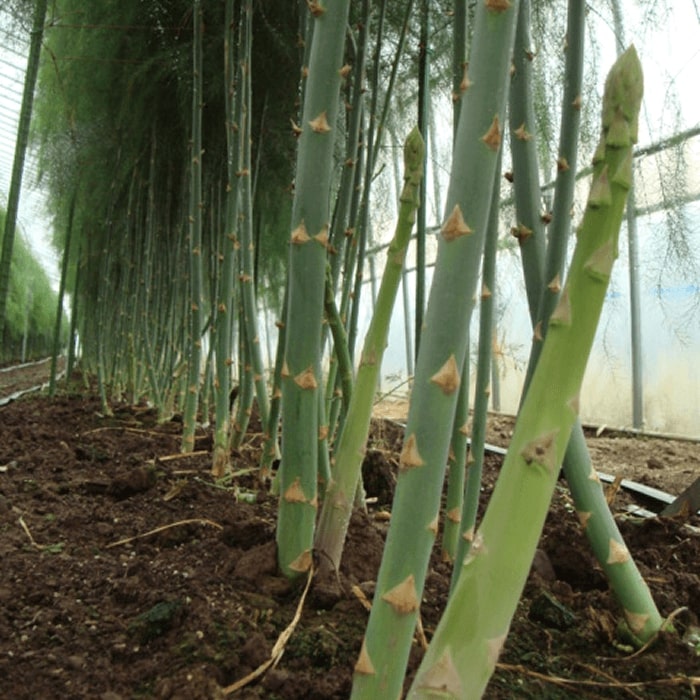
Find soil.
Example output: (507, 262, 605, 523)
(1, 363, 699, 699)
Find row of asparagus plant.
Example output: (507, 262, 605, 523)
(212, 0, 243, 477)
(268, 2, 659, 696)
(28, 2, 666, 694)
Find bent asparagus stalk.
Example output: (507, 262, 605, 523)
(314, 126, 424, 576)
(408, 46, 644, 700)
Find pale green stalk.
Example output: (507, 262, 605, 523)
(231, 320, 254, 449)
(327, 0, 368, 287)
(212, 0, 241, 476)
(415, 0, 430, 356)
(408, 47, 644, 699)
(323, 264, 353, 417)
(50, 188, 76, 397)
(323, 8, 369, 438)
(451, 0, 468, 142)
(440, 358, 469, 563)
(260, 289, 286, 481)
(237, 1, 270, 434)
(315, 127, 424, 577)
(449, 152, 502, 584)
(508, 0, 545, 322)
(524, 0, 585, 379)
(181, 0, 205, 453)
(346, 0, 411, 362)
(350, 4, 519, 697)
(277, 0, 352, 579)
(142, 133, 165, 412)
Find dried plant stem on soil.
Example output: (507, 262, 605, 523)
(81, 426, 159, 437)
(18, 516, 50, 550)
(157, 450, 209, 462)
(105, 518, 223, 548)
(221, 565, 314, 695)
(497, 663, 700, 695)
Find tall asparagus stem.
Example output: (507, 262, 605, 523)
(181, 0, 205, 453)
(507, 0, 545, 323)
(440, 360, 469, 563)
(449, 150, 502, 586)
(49, 188, 77, 397)
(212, 0, 241, 476)
(408, 46, 645, 699)
(237, 1, 270, 433)
(523, 0, 585, 384)
(277, 0, 352, 579)
(314, 127, 424, 576)
(440, 0, 471, 564)
(350, 3, 519, 697)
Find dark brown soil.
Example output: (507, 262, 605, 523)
(1, 368, 699, 699)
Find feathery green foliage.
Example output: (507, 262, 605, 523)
(0, 209, 65, 363)
(0, 0, 48, 343)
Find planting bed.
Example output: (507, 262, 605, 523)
(0, 369, 698, 698)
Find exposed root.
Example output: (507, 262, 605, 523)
(222, 564, 314, 695)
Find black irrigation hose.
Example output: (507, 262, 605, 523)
(385, 417, 698, 518)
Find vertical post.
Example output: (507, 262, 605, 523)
(610, 0, 644, 428)
(626, 188, 644, 428)
(415, 0, 430, 358)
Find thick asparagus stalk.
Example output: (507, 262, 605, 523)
(276, 0, 352, 578)
(510, 0, 662, 645)
(350, 3, 520, 697)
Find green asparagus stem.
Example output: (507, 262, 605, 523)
(181, 0, 204, 453)
(314, 126, 424, 577)
(511, 1, 663, 645)
(408, 46, 644, 700)
(350, 3, 520, 697)
(277, 0, 352, 579)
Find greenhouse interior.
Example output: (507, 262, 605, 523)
(0, 2, 698, 699)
